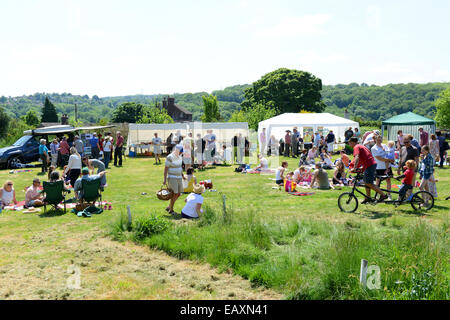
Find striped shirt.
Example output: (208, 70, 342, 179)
(165, 153, 183, 179)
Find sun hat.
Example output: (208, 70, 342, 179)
(193, 184, 205, 194)
(33, 178, 40, 183)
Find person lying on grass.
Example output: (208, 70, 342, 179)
(275, 161, 288, 185)
(0, 180, 18, 208)
(74, 167, 106, 200)
(181, 184, 205, 219)
(24, 178, 44, 208)
(309, 163, 335, 190)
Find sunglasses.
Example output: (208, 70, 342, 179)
(7, 183, 13, 186)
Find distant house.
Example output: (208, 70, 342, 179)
(163, 96, 192, 122)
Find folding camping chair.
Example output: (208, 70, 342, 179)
(42, 180, 67, 214)
(79, 178, 103, 208)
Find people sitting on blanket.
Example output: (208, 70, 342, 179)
(275, 161, 288, 185)
(332, 161, 348, 186)
(320, 149, 334, 169)
(24, 178, 44, 208)
(394, 160, 416, 201)
(82, 157, 107, 187)
(183, 168, 197, 193)
(74, 167, 106, 200)
(293, 166, 312, 185)
(307, 146, 318, 164)
(298, 149, 309, 166)
(181, 183, 205, 219)
(309, 163, 335, 190)
(255, 154, 269, 171)
(0, 180, 18, 208)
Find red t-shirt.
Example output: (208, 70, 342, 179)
(402, 168, 415, 185)
(116, 136, 124, 147)
(353, 144, 376, 171)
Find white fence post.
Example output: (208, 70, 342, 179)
(360, 259, 368, 288)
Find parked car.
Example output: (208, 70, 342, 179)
(0, 135, 41, 169)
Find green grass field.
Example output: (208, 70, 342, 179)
(0, 154, 448, 300)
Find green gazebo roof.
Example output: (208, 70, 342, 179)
(382, 112, 435, 125)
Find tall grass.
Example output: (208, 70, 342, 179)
(109, 207, 448, 300)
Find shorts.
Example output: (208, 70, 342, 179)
(181, 212, 198, 219)
(276, 179, 284, 185)
(399, 184, 413, 199)
(168, 178, 183, 194)
(183, 157, 192, 165)
(153, 146, 161, 155)
(363, 164, 377, 185)
(376, 168, 392, 177)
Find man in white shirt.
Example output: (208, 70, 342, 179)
(371, 135, 393, 198)
(204, 130, 216, 163)
(152, 133, 162, 164)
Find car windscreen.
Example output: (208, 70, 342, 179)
(12, 136, 32, 146)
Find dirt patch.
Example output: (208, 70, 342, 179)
(0, 230, 282, 300)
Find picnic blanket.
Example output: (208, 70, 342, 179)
(288, 192, 315, 196)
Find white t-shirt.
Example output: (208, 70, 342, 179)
(152, 137, 161, 145)
(371, 144, 388, 170)
(260, 158, 268, 168)
(182, 193, 204, 218)
(293, 169, 301, 182)
(103, 140, 112, 152)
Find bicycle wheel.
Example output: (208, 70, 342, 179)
(338, 192, 359, 213)
(410, 191, 434, 211)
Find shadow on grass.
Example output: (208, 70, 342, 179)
(36, 172, 47, 176)
(38, 209, 67, 218)
(361, 210, 393, 219)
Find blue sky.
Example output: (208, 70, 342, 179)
(1, 0, 449, 97)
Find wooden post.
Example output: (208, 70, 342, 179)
(222, 194, 227, 221)
(360, 259, 368, 288)
(127, 205, 132, 229)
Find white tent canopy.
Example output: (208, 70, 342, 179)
(127, 122, 249, 152)
(258, 113, 359, 143)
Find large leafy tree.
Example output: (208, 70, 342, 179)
(111, 102, 173, 123)
(241, 68, 325, 114)
(0, 106, 11, 138)
(23, 110, 40, 127)
(435, 88, 450, 129)
(243, 103, 277, 130)
(201, 95, 221, 122)
(41, 96, 59, 122)
(111, 102, 148, 123)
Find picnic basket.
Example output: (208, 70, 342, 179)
(156, 184, 174, 201)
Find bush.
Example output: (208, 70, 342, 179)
(132, 214, 172, 240)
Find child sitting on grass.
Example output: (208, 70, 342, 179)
(183, 168, 197, 193)
(395, 160, 416, 201)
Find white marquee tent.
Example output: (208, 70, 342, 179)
(258, 113, 359, 144)
(127, 122, 249, 154)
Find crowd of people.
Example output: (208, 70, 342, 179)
(149, 130, 250, 168)
(259, 126, 341, 158)
(271, 126, 446, 201)
(0, 131, 126, 210)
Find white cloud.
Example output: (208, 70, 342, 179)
(366, 5, 381, 31)
(255, 14, 331, 38)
